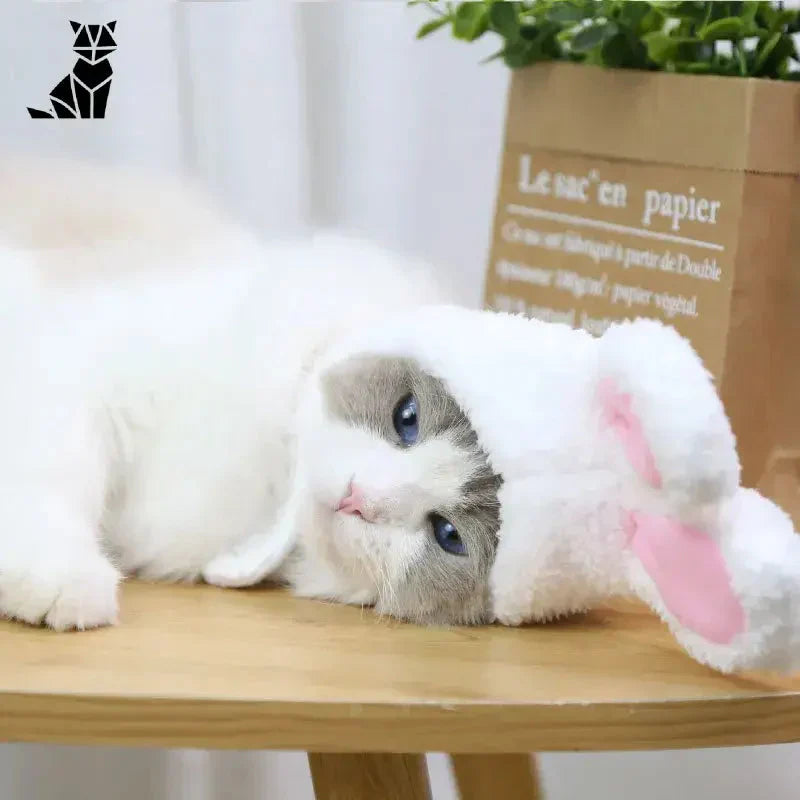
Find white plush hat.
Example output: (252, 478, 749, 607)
(319, 304, 800, 673)
(320, 304, 610, 614)
(206, 300, 799, 673)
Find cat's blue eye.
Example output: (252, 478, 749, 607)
(393, 394, 419, 446)
(430, 513, 466, 557)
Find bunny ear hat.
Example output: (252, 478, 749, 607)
(322, 305, 800, 674)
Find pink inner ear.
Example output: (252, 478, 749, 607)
(626, 511, 745, 644)
(600, 377, 745, 644)
(597, 378, 662, 489)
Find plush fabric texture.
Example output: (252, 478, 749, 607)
(321, 307, 800, 674)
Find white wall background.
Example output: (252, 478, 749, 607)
(0, 1, 797, 798)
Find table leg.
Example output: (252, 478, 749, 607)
(308, 753, 432, 800)
(449, 754, 542, 800)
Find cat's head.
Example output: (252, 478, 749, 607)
(290, 303, 591, 626)
(70, 21, 117, 65)
(292, 351, 503, 625)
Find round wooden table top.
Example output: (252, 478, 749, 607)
(0, 581, 797, 753)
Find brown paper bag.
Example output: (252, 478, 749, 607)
(485, 63, 800, 522)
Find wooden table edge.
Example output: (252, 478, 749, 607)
(1, 690, 799, 752)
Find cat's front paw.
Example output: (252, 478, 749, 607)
(0, 553, 121, 631)
(202, 550, 263, 588)
(203, 524, 298, 589)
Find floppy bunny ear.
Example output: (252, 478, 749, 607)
(490, 317, 800, 673)
(628, 489, 800, 673)
(592, 318, 797, 672)
(625, 511, 745, 645)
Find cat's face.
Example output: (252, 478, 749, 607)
(292, 355, 503, 625)
(70, 21, 117, 65)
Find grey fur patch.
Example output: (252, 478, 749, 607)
(321, 355, 503, 625)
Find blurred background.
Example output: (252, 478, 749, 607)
(1, 0, 507, 305)
(0, 2, 798, 798)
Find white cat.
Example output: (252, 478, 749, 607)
(0, 220, 503, 630)
(0, 153, 242, 286)
(3, 161, 799, 676)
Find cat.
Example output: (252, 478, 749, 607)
(0, 229, 501, 631)
(0, 154, 242, 285)
(28, 21, 117, 119)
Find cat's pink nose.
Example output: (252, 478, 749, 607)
(335, 483, 374, 522)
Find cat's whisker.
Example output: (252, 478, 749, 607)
(381, 558, 399, 611)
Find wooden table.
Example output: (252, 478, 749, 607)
(1, 582, 798, 799)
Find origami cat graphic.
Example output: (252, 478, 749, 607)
(28, 21, 117, 119)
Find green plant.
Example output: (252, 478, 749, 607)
(411, 1, 800, 78)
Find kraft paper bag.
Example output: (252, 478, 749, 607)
(485, 63, 800, 522)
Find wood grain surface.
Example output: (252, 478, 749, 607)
(309, 753, 431, 800)
(0, 581, 797, 752)
(450, 754, 541, 800)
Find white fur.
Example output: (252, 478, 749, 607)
(0, 154, 239, 286)
(629, 488, 800, 673)
(0, 231, 450, 628)
(597, 319, 740, 509)
(2, 158, 797, 673)
(282, 401, 480, 609)
(282, 307, 800, 673)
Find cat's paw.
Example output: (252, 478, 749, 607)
(202, 550, 263, 588)
(0, 553, 121, 631)
(203, 524, 298, 588)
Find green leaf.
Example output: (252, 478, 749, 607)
(677, 61, 712, 73)
(736, 42, 747, 75)
(744, 25, 769, 38)
(770, 9, 799, 32)
(599, 32, 628, 67)
(641, 31, 672, 63)
(699, 17, 744, 42)
(707, 2, 734, 24)
(642, 31, 701, 64)
(638, 7, 666, 35)
(570, 20, 618, 53)
(535, 21, 563, 58)
(709, 53, 740, 76)
(618, 2, 652, 33)
(480, 46, 506, 63)
(409, 0, 800, 80)
(754, 31, 781, 70)
(488, 1, 520, 37)
(501, 38, 537, 67)
(453, 2, 489, 40)
(753, 31, 796, 77)
(741, 1, 759, 27)
(600, 31, 648, 68)
(664, 1, 708, 23)
(754, 3, 792, 32)
(416, 16, 450, 38)
(545, 1, 584, 24)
